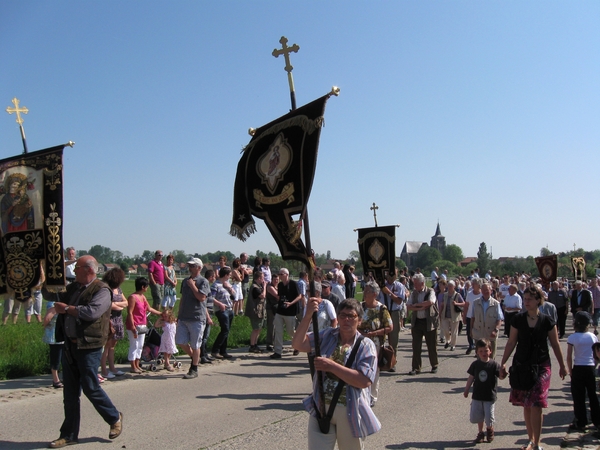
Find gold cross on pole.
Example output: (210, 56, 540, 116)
(272, 36, 300, 110)
(6, 97, 29, 153)
(370, 202, 379, 227)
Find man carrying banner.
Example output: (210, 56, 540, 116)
(47, 255, 122, 448)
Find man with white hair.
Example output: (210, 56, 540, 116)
(176, 258, 210, 379)
(47, 255, 122, 448)
(467, 282, 503, 359)
(331, 272, 346, 300)
(571, 280, 593, 318)
(406, 273, 439, 375)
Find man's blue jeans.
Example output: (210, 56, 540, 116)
(60, 341, 120, 440)
(212, 309, 233, 355)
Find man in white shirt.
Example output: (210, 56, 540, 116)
(464, 278, 482, 355)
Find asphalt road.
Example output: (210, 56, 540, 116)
(0, 325, 581, 450)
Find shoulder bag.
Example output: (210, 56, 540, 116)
(316, 335, 365, 434)
(509, 322, 539, 391)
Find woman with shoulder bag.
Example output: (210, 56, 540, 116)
(292, 298, 381, 449)
(126, 277, 161, 374)
(439, 280, 465, 351)
(357, 280, 392, 407)
(499, 285, 567, 450)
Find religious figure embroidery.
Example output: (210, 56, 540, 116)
(0, 172, 35, 234)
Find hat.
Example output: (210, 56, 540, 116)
(321, 280, 331, 288)
(574, 311, 592, 328)
(187, 257, 203, 267)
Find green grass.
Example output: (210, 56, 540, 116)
(0, 281, 364, 380)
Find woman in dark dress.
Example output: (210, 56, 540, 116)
(499, 285, 567, 450)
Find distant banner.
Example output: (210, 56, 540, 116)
(357, 226, 396, 285)
(230, 95, 330, 268)
(535, 255, 557, 283)
(0, 145, 66, 301)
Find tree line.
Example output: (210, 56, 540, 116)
(79, 243, 599, 279)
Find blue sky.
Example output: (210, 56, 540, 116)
(1, 1, 598, 261)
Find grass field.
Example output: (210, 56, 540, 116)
(0, 279, 362, 380)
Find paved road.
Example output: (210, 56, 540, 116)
(0, 324, 598, 450)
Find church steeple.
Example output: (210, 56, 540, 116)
(431, 222, 446, 253)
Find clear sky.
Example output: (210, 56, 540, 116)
(1, 1, 598, 261)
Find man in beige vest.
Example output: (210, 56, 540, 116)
(467, 282, 504, 358)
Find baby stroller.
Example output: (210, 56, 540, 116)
(140, 316, 182, 371)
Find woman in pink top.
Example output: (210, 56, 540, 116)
(126, 277, 161, 373)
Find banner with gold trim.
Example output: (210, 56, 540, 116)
(357, 226, 396, 285)
(0, 145, 66, 301)
(230, 95, 330, 268)
(535, 255, 558, 283)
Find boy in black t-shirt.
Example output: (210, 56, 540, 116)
(464, 339, 502, 443)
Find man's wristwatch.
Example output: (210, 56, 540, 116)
(65, 305, 71, 313)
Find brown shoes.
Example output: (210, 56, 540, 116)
(109, 412, 123, 439)
(48, 438, 78, 448)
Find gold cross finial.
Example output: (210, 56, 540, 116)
(272, 36, 299, 74)
(370, 202, 379, 227)
(6, 97, 28, 125)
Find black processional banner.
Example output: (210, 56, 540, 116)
(535, 255, 558, 283)
(0, 145, 66, 301)
(230, 95, 330, 269)
(357, 226, 396, 286)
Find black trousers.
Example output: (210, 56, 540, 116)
(571, 365, 600, 428)
(556, 306, 567, 338)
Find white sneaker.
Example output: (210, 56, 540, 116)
(113, 370, 125, 376)
(106, 372, 116, 379)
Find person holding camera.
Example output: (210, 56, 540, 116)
(270, 268, 302, 359)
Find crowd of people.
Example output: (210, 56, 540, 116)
(6, 248, 600, 450)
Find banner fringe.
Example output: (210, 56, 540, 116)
(229, 223, 257, 242)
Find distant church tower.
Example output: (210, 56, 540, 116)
(430, 222, 446, 254)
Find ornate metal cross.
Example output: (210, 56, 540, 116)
(272, 36, 300, 110)
(371, 202, 379, 227)
(6, 97, 29, 153)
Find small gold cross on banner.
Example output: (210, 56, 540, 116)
(272, 36, 300, 110)
(6, 97, 29, 153)
(370, 202, 379, 227)
(6, 97, 28, 125)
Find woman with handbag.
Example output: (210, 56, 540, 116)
(292, 297, 380, 449)
(439, 280, 465, 351)
(499, 285, 567, 450)
(126, 277, 161, 374)
(357, 280, 392, 407)
(100, 268, 129, 379)
(244, 270, 267, 353)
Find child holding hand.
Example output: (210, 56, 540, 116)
(155, 309, 178, 371)
(464, 339, 502, 443)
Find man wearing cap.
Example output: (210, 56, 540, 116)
(176, 258, 210, 379)
(148, 250, 165, 310)
(321, 280, 342, 311)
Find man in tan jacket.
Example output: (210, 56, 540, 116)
(468, 282, 504, 358)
